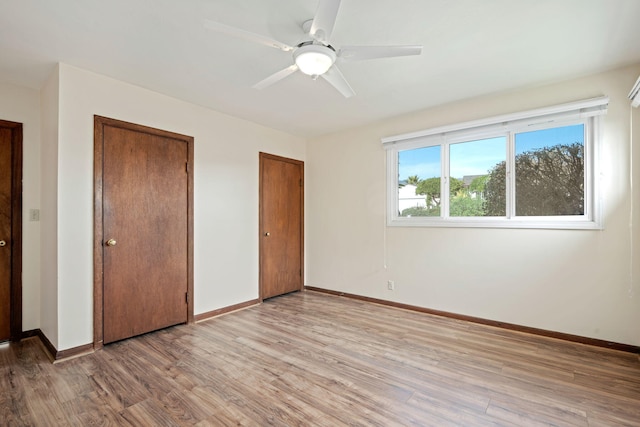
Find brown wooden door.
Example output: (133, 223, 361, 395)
(259, 153, 304, 300)
(0, 126, 12, 341)
(0, 120, 22, 343)
(95, 117, 193, 345)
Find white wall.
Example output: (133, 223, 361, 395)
(307, 64, 640, 346)
(40, 66, 59, 347)
(0, 81, 41, 334)
(50, 64, 304, 351)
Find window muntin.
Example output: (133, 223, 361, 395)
(384, 97, 606, 229)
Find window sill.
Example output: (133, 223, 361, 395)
(387, 217, 603, 230)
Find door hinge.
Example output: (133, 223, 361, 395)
(185, 292, 189, 303)
(299, 179, 303, 187)
(186, 162, 189, 173)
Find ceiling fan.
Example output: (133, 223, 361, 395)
(204, 0, 423, 98)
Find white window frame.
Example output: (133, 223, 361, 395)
(384, 97, 608, 229)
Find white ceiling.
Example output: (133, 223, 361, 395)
(1, 0, 640, 138)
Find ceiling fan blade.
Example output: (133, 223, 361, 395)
(253, 65, 299, 90)
(309, 0, 341, 43)
(204, 19, 294, 52)
(339, 45, 423, 61)
(321, 65, 355, 98)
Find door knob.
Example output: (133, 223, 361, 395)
(0, 240, 5, 247)
(264, 232, 270, 237)
(105, 238, 117, 247)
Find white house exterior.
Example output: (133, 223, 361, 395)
(398, 184, 426, 213)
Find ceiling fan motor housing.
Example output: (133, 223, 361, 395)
(293, 42, 337, 76)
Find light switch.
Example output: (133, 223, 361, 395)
(29, 209, 40, 222)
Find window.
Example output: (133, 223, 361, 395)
(384, 97, 607, 229)
(449, 136, 506, 217)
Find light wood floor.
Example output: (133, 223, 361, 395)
(2, 291, 639, 426)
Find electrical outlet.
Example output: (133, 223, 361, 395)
(387, 280, 395, 290)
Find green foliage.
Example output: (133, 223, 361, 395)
(416, 177, 464, 207)
(400, 206, 440, 217)
(484, 143, 583, 216)
(449, 195, 486, 217)
(469, 175, 489, 194)
(450, 177, 464, 194)
(484, 161, 506, 216)
(416, 177, 441, 206)
(516, 143, 584, 215)
(406, 175, 421, 186)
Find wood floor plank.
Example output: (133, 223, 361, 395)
(62, 390, 126, 426)
(1, 291, 639, 426)
(486, 392, 589, 426)
(119, 397, 182, 427)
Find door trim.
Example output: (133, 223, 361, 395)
(258, 152, 304, 301)
(93, 116, 194, 350)
(0, 120, 22, 341)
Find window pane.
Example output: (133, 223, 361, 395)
(514, 124, 584, 216)
(398, 146, 441, 217)
(449, 137, 506, 217)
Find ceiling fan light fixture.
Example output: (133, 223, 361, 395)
(293, 44, 336, 76)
